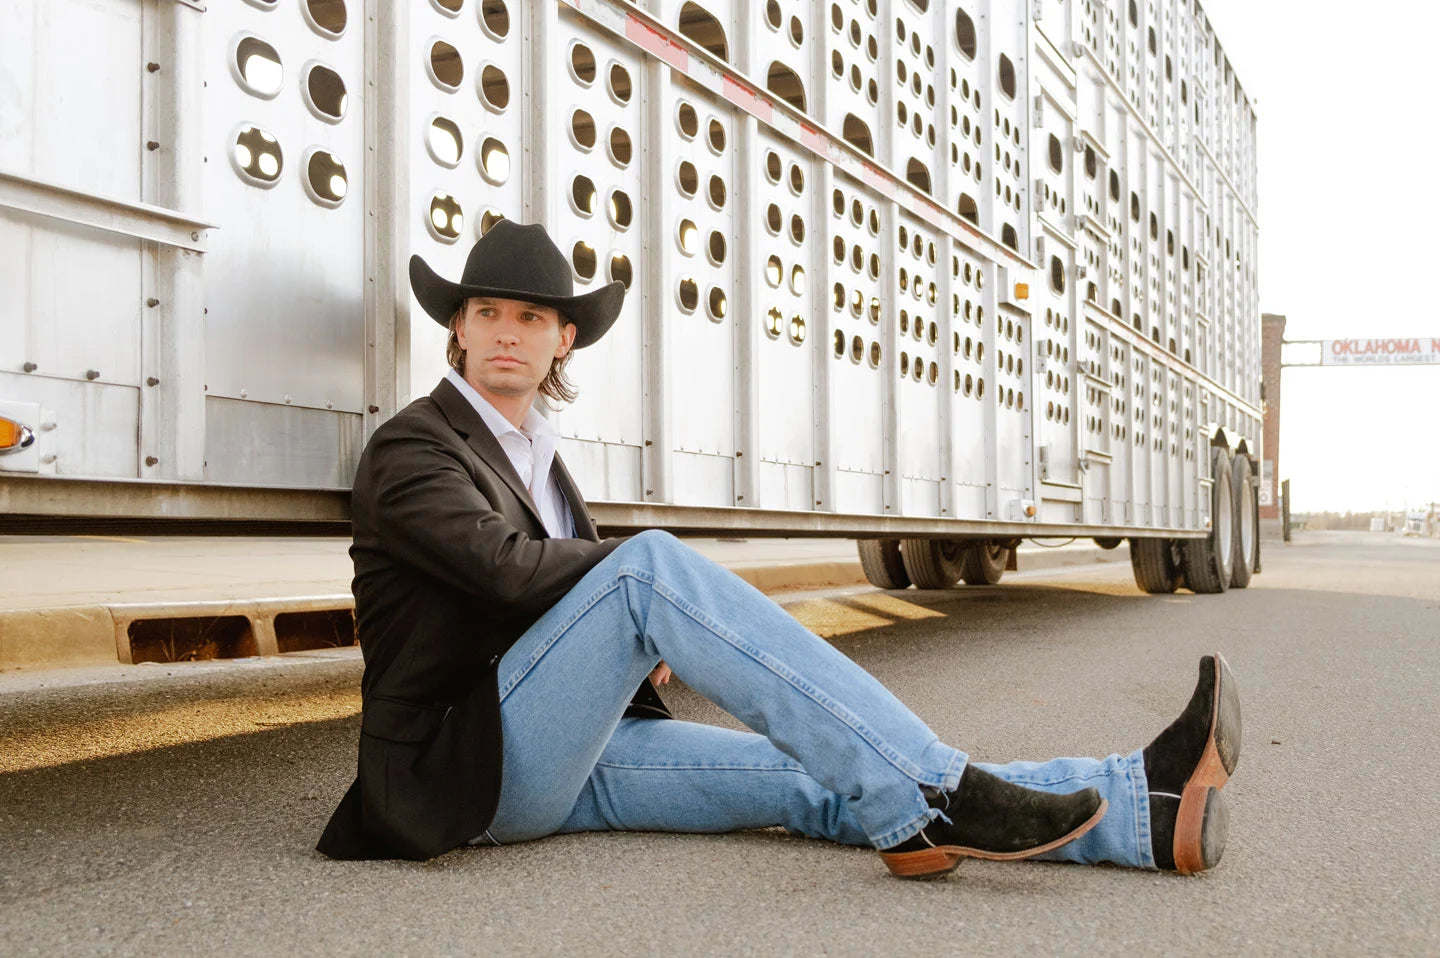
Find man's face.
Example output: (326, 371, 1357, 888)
(455, 297, 576, 399)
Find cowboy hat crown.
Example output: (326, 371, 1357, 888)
(409, 220, 624, 349)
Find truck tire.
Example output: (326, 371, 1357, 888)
(1182, 448, 1235, 594)
(900, 538, 966, 589)
(1093, 537, 1123, 550)
(960, 541, 1008, 584)
(856, 538, 911, 589)
(1230, 454, 1258, 589)
(1130, 538, 1182, 594)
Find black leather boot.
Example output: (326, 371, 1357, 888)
(879, 765, 1107, 880)
(1143, 653, 1242, 874)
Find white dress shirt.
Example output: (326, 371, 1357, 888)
(446, 369, 577, 539)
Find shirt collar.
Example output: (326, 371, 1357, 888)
(446, 368, 555, 443)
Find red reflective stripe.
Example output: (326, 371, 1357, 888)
(625, 17, 688, 70)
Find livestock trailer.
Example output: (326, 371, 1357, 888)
(0, 0, 1262, 593)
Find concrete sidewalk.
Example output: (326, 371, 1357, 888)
(0, 534, 1125, 671)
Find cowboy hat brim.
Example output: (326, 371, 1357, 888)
(409, 254, 624, 350)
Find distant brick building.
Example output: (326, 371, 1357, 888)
(1260, 313, 1287, 519)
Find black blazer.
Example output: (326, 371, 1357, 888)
(317, 378, 668, 861)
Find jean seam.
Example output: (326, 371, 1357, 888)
(497, 576, 625, 703)
(630, 569, 952, 788)
(1130, 749, 1156, 869)
(595, 760, 808, 773)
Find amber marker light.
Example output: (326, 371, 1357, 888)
(1014, 283, 1029, 300)
(0, 415, 35, 454)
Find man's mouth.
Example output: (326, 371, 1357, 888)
(489, 357, 524, 368)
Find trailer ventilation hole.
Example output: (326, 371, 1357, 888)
(609, 254, 633, 289)
(427, 116, 463, 167)
(480, 65, 510, 110)
(789, 314, 807, 344)
(432, 0, 462, 14)
(305, 0, 347, 37)
(906, 158, 931, 193)
(275, 609, 357, 653)
(677, 218, 697, 255)
(678, 2, 729, 61)
(842, 114, 873, 155)
(708, 230, 726, 265)
(305, 150, 348, 205)
(790, 215, 806, 244)
(572, 242, 597, 281)
(429, 193, 463, 241)
(708, 174, 727, 209)
(707, 287, 727, 321)
(957, 193, 978, 223)
(678, 161, 698, 197)
(609, 64, 632, 103)
(899, 352, 909, 377)
(570, 42, 596, 83)
(764, 307, 783, 338)
(767, 61, 807, 110)
(834, 329, 845, 356)
(571, 109, 596, 149)
(305, 63, 348, 120)
(1109, 171, 1120, 201)
(610, 127, 632, 166)
(789, 163, 805, 195)
(479, 137, 509, 183)
(1048, 134, 1063, 173)
(790, 264, 806, 295)
(128, 615, 257, 665)
(479, 209, 505, 235)
(233, 126, 283, 185)
(572, 175, 596, 216)
(678, 278, 699, 312)
(429, 41, 463, 91)
(234, 36, 283, 98)
(1084, 144, 1097, 178)
(481, 0, 510, 38)
(998, 54, 1016, 99)
(708, 118, 727, 152)
(677, 101, 699, 137)
(1130, 192, 1140, 221)
(1050, 256, 1065, 293)
(1001, 224, 1018, 250)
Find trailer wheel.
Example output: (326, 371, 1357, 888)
(1093, 537, 1123, 550)
(856, 538, 911, 589)
(960, 541, 1008, 585)
(1130, 538, 1182, 594)
(1181, 448, 1235, 594)
(899, 538, 966, 589)
(1230, 454, 1258, 589)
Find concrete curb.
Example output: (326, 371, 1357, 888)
(0, 546, 1127, 673)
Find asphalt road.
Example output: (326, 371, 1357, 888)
(2, 530, 1437, 956)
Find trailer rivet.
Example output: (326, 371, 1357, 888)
(85, 369, 100, 381)
(145, 456, 158, 467)
(368, 405, 380, 414)
(23, 362, 37, 373)
(147, 298, 160, 308)
(146, 62, 160, 73)
(146, 141, 159, 151)
(147, 377, 160, 387)
(191, 231, 199, 241)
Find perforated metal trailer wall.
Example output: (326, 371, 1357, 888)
(0, 0, 1260, 537)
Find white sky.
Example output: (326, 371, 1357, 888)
(1196, 0, 1440, 513)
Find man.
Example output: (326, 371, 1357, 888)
(318, 221, 1240, 879)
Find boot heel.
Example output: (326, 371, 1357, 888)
(1173, 784, 1228, 875)
(879, 846, 963, 880)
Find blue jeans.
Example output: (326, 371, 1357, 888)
(479, 530, 1155, 868)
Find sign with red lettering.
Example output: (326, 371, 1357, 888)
(1320, 338, 1440, 366)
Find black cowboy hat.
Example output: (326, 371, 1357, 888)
(408, 220, 624, 349)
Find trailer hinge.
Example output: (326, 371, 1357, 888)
(1033, 95, 1045, 127)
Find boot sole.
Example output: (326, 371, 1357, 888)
(879, 798, 1109, 880)
(1174, 653, 1241, 874)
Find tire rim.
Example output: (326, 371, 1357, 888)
(1238, 476, 1256, 567)
(1215, 467, 1234, 569)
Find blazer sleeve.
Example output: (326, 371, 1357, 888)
(364, 418, 627, 618)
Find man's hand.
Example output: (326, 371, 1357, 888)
(649, 661, 672, 686)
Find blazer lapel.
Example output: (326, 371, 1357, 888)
(429, 379, 548, 533)
(552, 454, 598, 542)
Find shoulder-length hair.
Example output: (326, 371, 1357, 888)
(446, 299, 578, 409)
